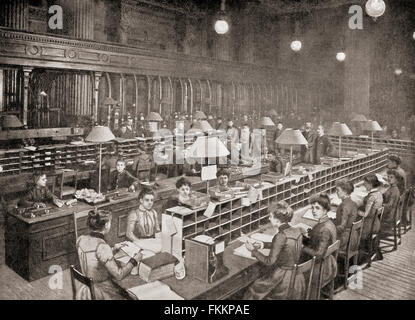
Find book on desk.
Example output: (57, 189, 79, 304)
(138, 252, 178, 283)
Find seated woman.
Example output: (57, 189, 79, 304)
(163, 177, 191, 211)
(301, 193, 337, 300)
(19, 173, 62, 208)
(334, 179, 358, 251)
(380, 169, 402, 232)
(357, 174, 383, 244)
(76, 209, 142, 300)
(126, 188, 160, 242)
(244, 200, 304, 300)
(211, 168, 233, 193)
(109, 158, 139, 192)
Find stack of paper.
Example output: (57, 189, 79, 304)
(127, 281, 184, 300)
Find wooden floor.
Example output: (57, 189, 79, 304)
(335, 209, 415, 300)
(1, 211, 415, 300)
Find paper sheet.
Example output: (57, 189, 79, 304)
(233, 244, 270, 260)
(250, 233, 273, 243)
(201, 165, 217, 181)
(119, 241, 141, 258)
(135, 238, 162, 253)
(203, 202, 216, 218)
(127, 281, 184, 300)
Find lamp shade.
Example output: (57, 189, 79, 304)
(200, 120, 213, 132)
(194, 111, 207, 120)
(187, 136, 230, 158)
(1, 115, 23, 128)
(103, 97, 118, 105)
(328, 122, 353, 136)
(275, 129, 308, 145)
(351, 114, 367, 122)
(363, 120, 383, 131)
(85, 126, 115, 143)
(146, 112, 163, 122)
(268, 109, 278, 116)
(261, 117, 275, 126)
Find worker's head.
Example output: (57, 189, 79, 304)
(33, 173, 47, 188)
(227, 120, 233, 127)
(87, 209, 112, 234)
(388, 154, 401, 169)
(217, 168, 230, 187)
(309, 193, 331, 219)
(277, 122, 283, 130)
(305, 122, 312, 131)
(391, 129, 398, 138)
(120, 123, 127, 133)
(138, 188, 155, 210)
(386, 169, 402, 187)
(316, 125, 324, 137)
(116, 158, 126, 173)
(335, 179, 354, 200)
(176, 177, 191, 199)
(268, 200, 294, 227)
(127, 118, 133, 126)
(363, 174, 381, 191)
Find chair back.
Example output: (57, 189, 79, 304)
(70, 265, 96, 300)
(57, 170, 78, 198)
(288, 256, 316, 300)
(395, 195, 405, 226)
(73, 210, 89, 242)
(370, 206, 384, 236)
(345, 219, 364, 257)
(317, 239, 340, 299)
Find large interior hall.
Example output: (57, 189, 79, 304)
(0, 0, 414, 301)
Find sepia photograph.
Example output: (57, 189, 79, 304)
(0, 0, 414, 304)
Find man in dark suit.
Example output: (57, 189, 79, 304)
(273, 122, 284, 154)
(312, 125, 334, 164)
(109, 158, 139, 192)
(301, 122, 316, 163)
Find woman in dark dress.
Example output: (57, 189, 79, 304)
(301, 193, 337, 300)
(380, 169, 402, 232)
(19, 173, 63, 208)
(334, 179, 358, 251)
(243, 200, 304, 300)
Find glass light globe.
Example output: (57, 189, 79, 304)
(394, 68, 402, 75)
(214, 19, 229, 35)
(336, 52, 346, 61)
(291, 40, 302, 52)
(365, 0, 386, 18)
(413, 31, 415, 40)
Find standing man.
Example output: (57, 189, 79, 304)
(301, 122, 316, 163)
(273, 122, 284, 154)
(226, 120, 240, 165)
(312, 125, 334, 164)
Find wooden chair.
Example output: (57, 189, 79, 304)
(401, 188, 412, 233)
(73, 210, 89, 242)
(336, 219, 364, 290)
(365, 206, 384, 268)
(56, 170, 78, 199)
(136, 162, 152, 182)
(317, 240, 340, 300)
(287, 256, 316, 300)
(70, 265, 96, 300)
(380, 197, 402, 251)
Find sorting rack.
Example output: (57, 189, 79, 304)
(329, 135, 415, 157)
(162, 150, 389, 256)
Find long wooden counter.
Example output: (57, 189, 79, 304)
(4, 165, 269, 281)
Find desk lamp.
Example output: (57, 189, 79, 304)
(328, 122, 353, 158)
(194, 110, 207, 120)
(275, 128, 308, 176)
(200, 120, 213, 134)
(363, 120, 382, 151)
(260, 116, 275, 127)
(146, 112, 163, 133)
(187, 136, 229, 190)
(85, 126, 115, 195)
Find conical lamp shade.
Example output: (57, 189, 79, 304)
(200, 120, 213, 132)
(85, 126, 115, 143)
(146, 112, 163, 122)
(328, 122, 353, 136)
(351, 114, 367, 122)
(1, 115, 23, 128)
(187, 136, 230, 158)
(194, 111, 207, 120)
(275, 129, 308, 145)
(261, 117, 275, 126)
(268, 109, 278, 116)
(363, 120, 382, 131)
(103, 97, 118, 105)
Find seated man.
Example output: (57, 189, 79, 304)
(109, 158, 139, 192)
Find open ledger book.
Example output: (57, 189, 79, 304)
(127, 281, 184, 300)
